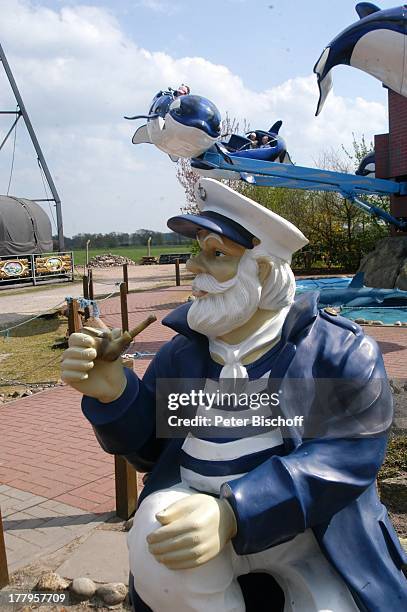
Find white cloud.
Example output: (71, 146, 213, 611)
(137, 0, 179, 15)
(0, 0, 387, 236)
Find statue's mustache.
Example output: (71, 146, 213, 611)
(192, 273, 237, 296)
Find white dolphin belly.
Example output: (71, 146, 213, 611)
(147, 114, 218, 158)
(351, 29, 407, 96)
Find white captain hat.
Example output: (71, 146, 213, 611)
(167, 178, 308, 262)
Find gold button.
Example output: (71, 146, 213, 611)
(324, 306, 338, 316)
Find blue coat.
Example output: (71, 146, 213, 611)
(82, 292, 407, 612)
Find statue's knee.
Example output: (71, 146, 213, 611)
(128, 489, 192, 598)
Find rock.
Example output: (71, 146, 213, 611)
(357, 236, 407, 289)
(395, 321, 402, 326)
(96, 583, 128, 606)
(35, 571, 70, 591)
(123, 517, 134, 531)
(21, 389, 33, 397)
(355, 318, 366, 324)
(11, 390, 21, 398)
(88, 253, 135, 268)
(70, 577, 96, 599)
(379, 476, 407, 512)
(398, 262, 407, 291)
(390, 379, 404, 394)
(400, 538, 407, 553)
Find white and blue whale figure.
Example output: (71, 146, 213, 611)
(191, 120, 293, 180)
(355, 151, 376, 177)
(314, 3, 407, 115)
(125, 90, 221, 159)
(316, 272, 407, 307)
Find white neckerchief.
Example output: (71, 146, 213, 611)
(209, 306, 290, 380)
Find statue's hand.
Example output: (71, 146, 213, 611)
(61, 328, 127, 403)
(146, 493, 237, 569)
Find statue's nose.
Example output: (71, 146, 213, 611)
(186, 254, 207, 274)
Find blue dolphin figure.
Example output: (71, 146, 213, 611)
(125, 90, 221, 159)
(230, 121, 292, 163)
(317, 272, 407, 307)
(355, 150, 376, 177)
(314, 3, 407, 115)
(191, 120, 292, 180)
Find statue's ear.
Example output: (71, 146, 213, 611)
(257, 257, 272, 285)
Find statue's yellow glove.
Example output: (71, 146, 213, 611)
(146, 493, 237, 569)
(61, 328, 127, 403)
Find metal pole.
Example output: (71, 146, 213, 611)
(0, 112, 21, 152)
(0, 42, 65, 250)
(86, 240, 90, 269)
(31, 254, 37, 286)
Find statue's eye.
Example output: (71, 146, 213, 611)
(215, 251, 225, 257)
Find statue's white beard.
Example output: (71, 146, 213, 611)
(187, 253, 262, 338)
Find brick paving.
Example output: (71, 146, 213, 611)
(0, 384, 116, 513)
(0, 287, 190, 510)
(0, 286, 190, 572)
(1, 284, 406, 572)
(364, 325, 407, 379)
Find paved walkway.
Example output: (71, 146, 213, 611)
(1, 285, 406, 573)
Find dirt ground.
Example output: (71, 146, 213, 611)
(2, 520, 132, 612)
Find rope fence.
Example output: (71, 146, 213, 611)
(0, 300, 66, 336)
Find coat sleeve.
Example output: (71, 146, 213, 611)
(81, 339, 175, 472)
(220, 329, 393, 556)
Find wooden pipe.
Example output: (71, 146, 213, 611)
(81, 314, 157, 361)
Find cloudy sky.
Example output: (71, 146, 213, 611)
(0, 0, 394, 236)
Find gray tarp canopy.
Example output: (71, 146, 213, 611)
(0, 195, 53, 256)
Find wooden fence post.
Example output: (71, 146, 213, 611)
(88, 269, 94, 300)
(120, 282, 129, 332)
(114, 281, 138, 519)
(67, 299, 81, 336)
(114, 453, 139, 520)
(123, 264, 129, 294)
(175, 258, 180, 287)
(0, 508, 9, 588)
(82, 275, 90, 320)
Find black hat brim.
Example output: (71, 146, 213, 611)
(167, 211, 255, 249)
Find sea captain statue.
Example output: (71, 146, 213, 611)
(61, 179, 406, 611)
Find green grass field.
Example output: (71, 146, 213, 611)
(72, 244, 192, 266)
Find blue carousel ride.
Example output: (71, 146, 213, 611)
(125, 86, 407, 231)
(125, 4, 407, 321)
